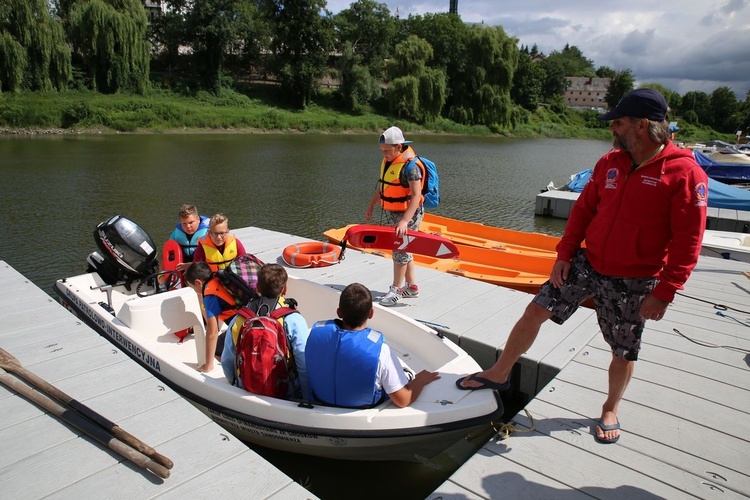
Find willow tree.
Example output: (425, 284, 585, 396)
(0, 0, 71, 92)
(449, 26, 519, 130)
(68, 0, 150, 93)
(385, 35, 446, 123)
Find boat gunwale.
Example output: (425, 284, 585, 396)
(52, 278, 504, 440)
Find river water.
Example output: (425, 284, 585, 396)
(0, 133, 611, 498)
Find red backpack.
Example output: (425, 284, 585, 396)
(235, 299, 296, 397)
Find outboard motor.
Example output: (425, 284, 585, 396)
(88, 215, 158, 285)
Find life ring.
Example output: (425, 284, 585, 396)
(282, 242, 342, 268)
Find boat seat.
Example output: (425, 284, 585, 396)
(118, 287, 203, 338)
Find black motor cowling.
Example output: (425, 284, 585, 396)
(90, 215, 158, 284)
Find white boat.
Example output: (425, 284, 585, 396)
(53, 216, 503, 462)
(701, 229, 750, 263)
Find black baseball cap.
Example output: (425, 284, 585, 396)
(598, 88, 668, 121)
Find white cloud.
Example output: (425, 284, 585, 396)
(326, 0, 750, 99)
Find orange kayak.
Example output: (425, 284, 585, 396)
(324, 224, 556, 294)
(419, 213, 560, 257)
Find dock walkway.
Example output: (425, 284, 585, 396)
(430, 255, 750, 499)
(4, 225, 747, 499)
(0, 261, 315, 499)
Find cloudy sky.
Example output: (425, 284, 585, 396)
(326, 0, 750, 100)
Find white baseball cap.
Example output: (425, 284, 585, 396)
(379, 126, 412, 145)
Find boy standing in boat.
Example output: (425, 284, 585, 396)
(306, 283, 439, 408)
(456, 89, 708, 445)
(366, 126, 424, 306)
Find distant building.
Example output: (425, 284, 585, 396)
(142, 0, 162, 22)
(565, 77, 610, 109)
(450, 0, 458, 15)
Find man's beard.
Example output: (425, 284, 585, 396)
(613, 133, 634, 152)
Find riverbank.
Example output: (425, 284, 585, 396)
(0, 88, 731, 143)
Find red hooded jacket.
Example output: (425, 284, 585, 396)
(556, 141, 708, 302)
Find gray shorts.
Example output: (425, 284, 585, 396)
(533, 250, 657, 361)
(384, 207, 424, 264)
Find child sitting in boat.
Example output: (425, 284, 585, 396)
(170, 204, 210, 270)
(306, 283, 439, 408)
(189, 213, 247, 272)
(184, 262, 239, 373)
(221, 264, 311, 401)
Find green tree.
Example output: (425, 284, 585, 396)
(385, 34, 446, 122)
(545, 44, 595, 77)
(603, 69, 635, 109)
(539, 57, 568, 100)
(447, 25, 519, 130)
(69, 0, 150, 93)
(334, 0, 394, 71)
(401, 13, 469, 118)
(709, 86, 738, 133)
(150, 0, 190, 81)
(680, 90, 711, 125)
(336, 42, 382, 113)
(401, 13, 468, 78)
(333, 0, 394, 111)
(512, 52, 546, 110)
(265, 0, 334, 108)
(386, 35, 446, 121)
(0, 0, 71, 92)
(596, 66, 616, 78)
(184, 0, 263, 91)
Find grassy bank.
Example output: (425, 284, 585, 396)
(0, 87, 733, 143)
(0, 87, 487, 136)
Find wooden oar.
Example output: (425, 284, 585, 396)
(0, 347, 173, 471)
(0, 367, 170, 478)
(743, 271, 750, 281)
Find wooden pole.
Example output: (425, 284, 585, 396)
(0, 347, 172, 473)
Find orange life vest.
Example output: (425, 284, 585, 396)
(378, 147, 425, 212)
(203, 276, 238, 323)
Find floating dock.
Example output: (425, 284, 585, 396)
(536, 189, 750, 233)
(429, 255, 750, 498)
(0, 261, 315, 499)
(3, 225, 749, 498)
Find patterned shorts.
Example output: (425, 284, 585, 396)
(533, 250, 657, 361)
(384, 207, 424, 264)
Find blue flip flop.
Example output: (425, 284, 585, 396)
(455, 373, 510, 391)
(594, 419, 620, 444)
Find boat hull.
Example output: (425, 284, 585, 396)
(701, 230, 750, 263)
(53, 271, 502, 462)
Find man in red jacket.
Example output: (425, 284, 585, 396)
(456, 89, 708, 444)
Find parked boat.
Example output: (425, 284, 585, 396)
(543, 170, 750, 212)
(693, 149, 750, 185)
(324, 224, 556, 294)
(419, 213, 560, 257)
(53, 216, 503, 462)
(701, 229, 750, 262)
